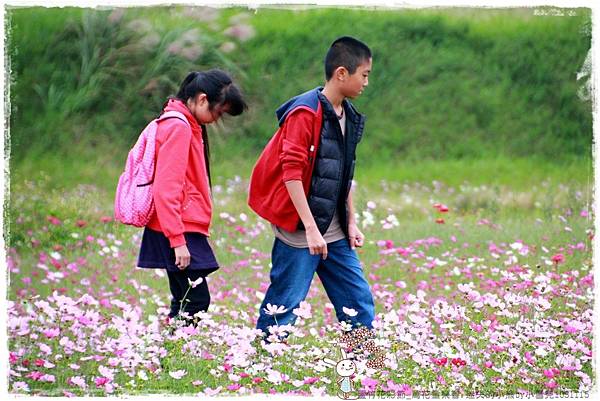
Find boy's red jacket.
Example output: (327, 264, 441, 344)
(147, 98, 212, 248)
(248, 88, 324, 232)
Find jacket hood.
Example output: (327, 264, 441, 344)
(275, 87, 363, 127)
(275, 87, 321, 127)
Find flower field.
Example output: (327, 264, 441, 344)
(6, 174, 594, 397)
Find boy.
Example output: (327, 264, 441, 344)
(248, 36, 375, 336)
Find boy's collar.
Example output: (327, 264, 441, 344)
(316, 87, 361, 122)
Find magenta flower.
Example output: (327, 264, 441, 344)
(551, 253, 565, 264)
(362, 377, 379, 392)
(47, 216, 62, 225)
(95, 377, 110, 387)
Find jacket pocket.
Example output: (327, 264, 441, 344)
(181, 183, 211, 224)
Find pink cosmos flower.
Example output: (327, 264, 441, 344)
(95, 377, 110, 387)
(524, 351, 536, 365)
(470, 323, 483, 333)
(43, 327, 60, 338)
(12, 381, 29, 392)
(362, 377, 379, 392)
(451, 358, 467, 367)
(69, 376, 87, 389)
(204, 386, 223, 396)
(40, 374, 56, 383)
(551, 254, 565, 264)
(27, 371, 43, 381)
(310, 386, 326, 397)
(564, 320, 586, 334)
(292, 301, 312, 319)
(397, 383, 413, 396)
(543, 368, 560, 379)
(47, 216, 62, 225)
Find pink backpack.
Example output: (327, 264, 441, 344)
(114, 111, 190, 227)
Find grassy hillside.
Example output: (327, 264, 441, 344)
(5, 6, 593, 190)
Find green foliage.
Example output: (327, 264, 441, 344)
(236, 7, 591, 164)
(7, 6, 241, 159)
(6, 6, 592, 179)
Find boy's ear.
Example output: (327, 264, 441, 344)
(334, 66, 349, 81)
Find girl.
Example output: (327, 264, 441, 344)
(137, 70, 246, 325)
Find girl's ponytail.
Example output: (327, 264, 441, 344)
(200, 124, 211, 189)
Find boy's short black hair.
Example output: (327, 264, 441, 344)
(324, 36, 372, 81)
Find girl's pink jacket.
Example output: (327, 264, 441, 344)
(146, 98, 212, 248)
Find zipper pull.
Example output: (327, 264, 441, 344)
(308, 145, 315, 162)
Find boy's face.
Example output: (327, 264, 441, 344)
(342, 58, 372, 99)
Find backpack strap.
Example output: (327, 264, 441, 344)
(157, 110, 190, 126)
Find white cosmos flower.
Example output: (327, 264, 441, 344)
(169, 369, 187, 380)
(263, 303, 288, 315)
(187, 277, 204, 288)
(342, 307, 358, 317)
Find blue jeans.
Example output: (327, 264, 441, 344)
(256, 238, 375, 334)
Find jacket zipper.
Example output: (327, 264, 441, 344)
(320, 112, 346, 234)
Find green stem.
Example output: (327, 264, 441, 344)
(178, 284, 193, 318)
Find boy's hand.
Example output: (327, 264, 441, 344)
(174, 244, 191, 270)
(306, 226, 328, 259)
(348, 223, 365, 249)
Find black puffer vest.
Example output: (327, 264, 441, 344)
(299, 91, 365, 236)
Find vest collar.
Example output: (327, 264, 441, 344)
(316, 87, 363, 124)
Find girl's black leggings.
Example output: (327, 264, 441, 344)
(166, 269, 210, 318)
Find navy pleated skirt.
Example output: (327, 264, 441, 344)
(137, 228, 219, 274)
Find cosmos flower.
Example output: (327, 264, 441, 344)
(263, 303, 288, 316)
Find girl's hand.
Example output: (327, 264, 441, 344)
(306, 226, 328, 259)
(348, 223, 365, 249)
(174, 244, 191, 270)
